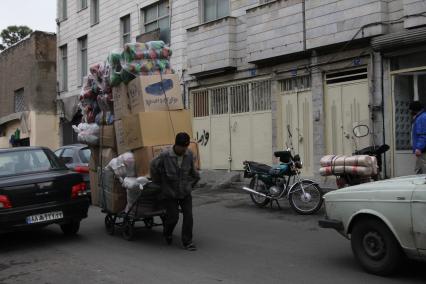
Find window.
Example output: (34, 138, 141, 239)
(0, 149, 66, 177)
(91, 0, 99, 25)
(14, 88, 26, 113)
(230, 84, 249, 114)
(211, 87, 228, 115)
(78, 0, 87, 10)
(252, 81, 271, 112)
(60, 45, 68, 92)
(279, 75, 311, 92)
(121, 15, 131, 46)
(193, 90, 209, 117)
(59, 0, 67, 20)
(203, 0, 229, 23)
(79, 148, 91, 163)
(142, 1, 170, 44)
(78, 36, 88, 85)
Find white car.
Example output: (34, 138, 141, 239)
(319, 175, 426, 276)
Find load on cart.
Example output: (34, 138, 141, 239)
(99, 152, 165, 241)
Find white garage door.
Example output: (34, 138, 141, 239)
(324, 68, 370, 156)
(191, 80, 273, 170)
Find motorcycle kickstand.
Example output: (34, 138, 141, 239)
(270, 199, 281, 209)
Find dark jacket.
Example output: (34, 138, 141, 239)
(412, 110, 426, 153)
(150, 148, 200, 199)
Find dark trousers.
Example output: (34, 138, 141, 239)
(162, 194, 193, 245)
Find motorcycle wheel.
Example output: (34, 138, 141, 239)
(249, 177, 270, 207)
(288, 181, 323, 215)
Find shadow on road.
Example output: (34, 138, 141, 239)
(0, 227, 86, 253)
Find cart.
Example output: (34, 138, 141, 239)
(102, 182, 165, 241)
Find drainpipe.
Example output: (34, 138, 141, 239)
(380, 54, 388, 178)
(302, 0, 306, 51)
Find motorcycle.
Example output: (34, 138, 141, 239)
(333, 124, 390, 188)
(241, 150, 324, 215)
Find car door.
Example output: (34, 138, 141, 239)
(412, 182, 426, 250)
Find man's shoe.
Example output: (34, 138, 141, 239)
(183, 242, 197, 251)
(164, 236, 173, 245)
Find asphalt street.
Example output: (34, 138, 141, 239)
(0, 191, 425, 284)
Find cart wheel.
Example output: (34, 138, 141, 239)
(122, 220, 135, 241)
(144, 217, 154, 229)
(105, 214, 115, 235)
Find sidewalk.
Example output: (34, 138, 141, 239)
(194, 170, 336, 194)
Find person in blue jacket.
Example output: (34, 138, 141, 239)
(409, 101, 426, 174)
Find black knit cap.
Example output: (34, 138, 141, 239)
(409, 101, 424, 112)
(175, 132, 190, 147)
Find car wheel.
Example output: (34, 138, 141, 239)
(60, 220, 81, 236)
(351, 218, 403, 276)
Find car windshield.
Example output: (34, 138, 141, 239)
(79, 148, 91, 163)
(0, 149, 67, 177)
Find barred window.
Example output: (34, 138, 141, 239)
(279, 75, 311, 92)
(252, 81, 271, 111)
(193, 90, 209, 118)
(211, 87, 228, 115)
(230, 84, 249, 114)
(14, 88, 26, 113)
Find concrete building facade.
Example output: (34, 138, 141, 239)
(0, 31, 59, 150)
(57, 0, 426, 179)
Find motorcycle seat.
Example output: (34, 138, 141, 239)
(246, 161, 272, 174)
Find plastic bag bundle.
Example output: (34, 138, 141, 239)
(106, 152, 136, 178)
(107, 50, 124, 87)
(72, 123, 100, 145)
(319, 155, 378, 177)
(122, 41, 172, 62)
(319, 165, 374, 177)
(80, 75, 102, 101)
(97, 94, 112, 112)
(320, 155, 376, 168)
(95, 111, 114, 125)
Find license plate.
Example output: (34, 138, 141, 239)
(26, 211, 64, 224)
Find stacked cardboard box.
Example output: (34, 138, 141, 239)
(82, 41, 200, 215)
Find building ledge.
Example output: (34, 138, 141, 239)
(187, 16, 237, 33)
(189, 66, 237, 78)
(0, 112, 28, 126)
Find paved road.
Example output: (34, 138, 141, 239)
(1, 191, 425, 284)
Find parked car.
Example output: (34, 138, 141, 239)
(0, 147, 90, 235)
(319, 175, 426, 276)
(54, 144, 91, 196)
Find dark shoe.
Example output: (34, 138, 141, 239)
(164, 235, 173, 245)
(183, 242, 197, 251)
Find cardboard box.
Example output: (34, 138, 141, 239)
(99, 169, 126, 214)
(100, 125, 116, 149)
(89, 147, 100, 171)
(89, 169, 99, 206)
(100, 147, 117, 167)
(114, 120, 126, 155)
(112, 83, 130, 120)
(122, 110, 192, 151)
(127, 74, 184, 113)
(133, 141, 200, 177)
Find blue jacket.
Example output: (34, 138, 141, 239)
(412, 110, 426, 153)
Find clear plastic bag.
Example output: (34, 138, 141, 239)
(72, 123, 100, 145)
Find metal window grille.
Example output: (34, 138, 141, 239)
(325, 68, 367, 84)
(279, 75, 311, 92)
(14, 89, 26, 113)
(252, 81, 271, 111)
(211, 87, 228, 115)
(230, 84, 250, 114)
(193, 90, 209, 117)
(142, 0, 170, 44)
